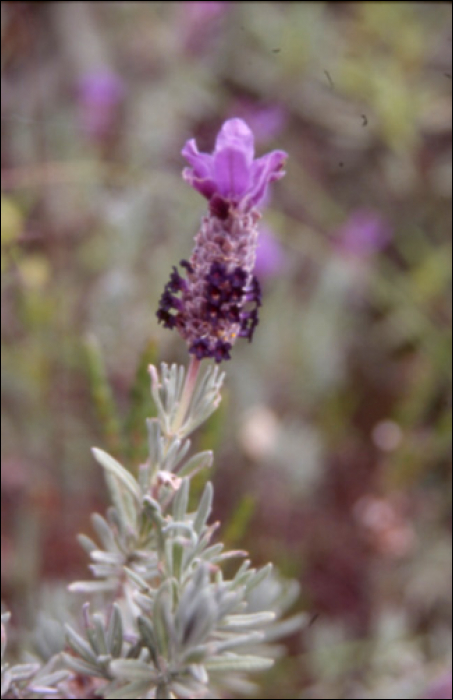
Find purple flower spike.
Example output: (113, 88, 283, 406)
(157, 119, 287, 362)
(182, 118, 287, 211)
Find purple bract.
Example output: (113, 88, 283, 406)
(181, 118, 287, 212)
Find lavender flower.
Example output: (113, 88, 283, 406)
(423, 671, 453, 700)
(77, 69, 124, 141)
(254, 225, 289, 279)
(229, 100, 287, 144)
(334, 209, 390, 259)
(157, 118, 287, 362)
(180, 1, 229, 54)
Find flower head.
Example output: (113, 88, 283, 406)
(157, 119, 287, 362)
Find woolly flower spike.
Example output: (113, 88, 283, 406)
(157, 118, 287, 362)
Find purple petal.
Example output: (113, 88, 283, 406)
(213, 147, 251, 199)
(181, 139, 217, 199)
(182, 167, 217, 200)
(247, 150, 287, 207)
(181, 139, 213, 178)
(212, 119, 255, 199)
(214, 119, 255, 163)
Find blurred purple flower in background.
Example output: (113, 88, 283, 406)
(229, 100, 287, 144)
(77, 69, 125, 141)
(423, 671, 453, 700)
(184, 0, 228, 23)
(180, 1, 230, 54)
(334, 209, 391, 259)
(254, 225, 288, 280)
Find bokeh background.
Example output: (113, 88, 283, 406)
(1, 2, 452, 698)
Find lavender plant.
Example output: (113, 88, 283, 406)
(1, 119, 303, 700)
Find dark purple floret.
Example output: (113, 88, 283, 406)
(168, 266, 187, 292)
(207, 261, 228, 287)
(189, 338, 211, 360)
(209, 195, 230, 220)
(226, 305, 241, 323)
(245, 275, 262, 306)
(239, 308, 259, 342)
(156, 308, 178, 329)
(206, 302, 221, 323)
(213, 340, 232, 363)
(206, 284, 224, 304)
(229, 267, 247, 288)
(229, 287, 243, 303)
(160, 290, 182, 311)
(180, 259, 194, 274)
(251, 275, 261, 297)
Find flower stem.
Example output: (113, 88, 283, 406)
(172, 356, 201, 434)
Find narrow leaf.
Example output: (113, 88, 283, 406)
(61, 653, 104, 678)
(104, 679, 152, 700)
(31, 669, 69, 689)
(245, 562, 273, 593)
(106, 605, 123, 658)
(220, 612, 276, 630)
(8, 663, 40, 682)
(1, 670, 11, 698)
(193, 482, 213, 534)
(92, 613, 108, 655)
(123, 567, 153, 593)
(92, 448, 140, 502)
(65, 624, 98, 665)
(260, 612, 308, 642)
(146, 418, 163, 477)
(177, 451, 213, 478)
(77, 534, 97, 554)
(137, 616, 159, 668)
(68, 580, 118, 593)
(109, 658, 157, 681)
(153, 582, 174, 658)
(172, 477, 189, 522)
(205, 654, 274, 672)
(213, 631, 264, 653)
(91, 513, 121, 553)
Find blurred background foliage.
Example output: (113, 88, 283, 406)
(1, 2, 451, 698)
